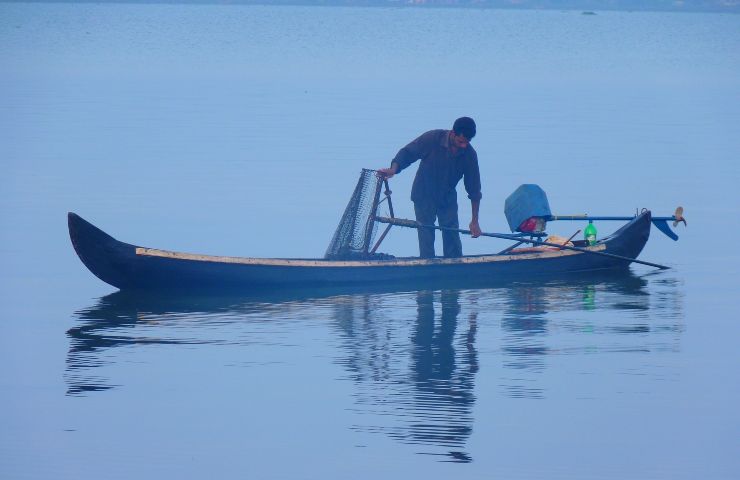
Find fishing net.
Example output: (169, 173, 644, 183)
(325, 169, 384, 260)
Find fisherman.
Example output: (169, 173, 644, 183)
(378, 117, 482, 258)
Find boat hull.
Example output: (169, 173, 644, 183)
(68, 211, 652, 292)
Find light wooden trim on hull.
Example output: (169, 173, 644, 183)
(135, 245, 606, 268)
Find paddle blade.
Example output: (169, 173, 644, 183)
(652, 219, 679, 241)
(673, 206, 687, 227)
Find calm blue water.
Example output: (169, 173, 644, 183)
(1, 4, 739, 479)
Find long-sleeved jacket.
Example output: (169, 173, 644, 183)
(391, 129, 482, 207)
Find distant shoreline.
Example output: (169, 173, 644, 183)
(1, 0, 738, 15)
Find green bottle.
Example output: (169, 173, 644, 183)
(584, 220, 597, 246)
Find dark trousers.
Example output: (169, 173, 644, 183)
(414, 201, 463, 258)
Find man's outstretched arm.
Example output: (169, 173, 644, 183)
(378, 130, 436, 178)
(469, 199, 481, 238)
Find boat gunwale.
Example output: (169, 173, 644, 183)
(135, 244, 608, 268)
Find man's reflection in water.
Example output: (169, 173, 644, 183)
(410, 290, 478, 448)
(335, 290, 478, 463)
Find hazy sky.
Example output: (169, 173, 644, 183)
(14, 0, 740, 14)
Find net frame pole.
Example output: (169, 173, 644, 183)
(362, 175, 384, 255)
(369, 179, 395, 254)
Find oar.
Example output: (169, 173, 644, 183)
(374, 216, 670, 270)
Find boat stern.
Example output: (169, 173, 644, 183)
(601, 210, 652, 263)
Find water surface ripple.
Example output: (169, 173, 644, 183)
(66, 272, 684, 463)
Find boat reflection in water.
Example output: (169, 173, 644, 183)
(67, 271, 683, 461)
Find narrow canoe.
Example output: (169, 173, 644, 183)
(68, 211, 651, 292)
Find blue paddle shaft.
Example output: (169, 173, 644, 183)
(549, 215, 677, 221)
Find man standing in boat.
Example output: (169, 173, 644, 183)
(378, 117, 482, 258)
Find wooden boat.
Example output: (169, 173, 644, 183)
(68, 210, 653, 292)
